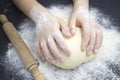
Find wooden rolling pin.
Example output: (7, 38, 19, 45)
(0, 14, 45, 80)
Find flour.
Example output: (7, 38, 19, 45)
(3, 5, 120, 80)
(30, 6, 55, 33)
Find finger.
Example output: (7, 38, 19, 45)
(59, 19, 72, 38)
(53, 31, 71, 56)
(99, 28, 103, 47)
(47, 35, 64, 63)
(35, 40, 45, 61)
(81, 23, 91, 52)
(40, 40, 56, 64)
(86, 27, 96, 55)
(94, 26, 103, 53)
(69, 15, 76, 35)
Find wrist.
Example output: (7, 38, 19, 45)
(30, 7, 50, 24)
(29, 1, 51, 24)
(13, 0, 49, 22)
(73, 0, 89, 11)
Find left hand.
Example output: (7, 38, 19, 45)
(69, 7, 103, 55)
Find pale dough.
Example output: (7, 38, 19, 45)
(47, 27, 96, 69)
(44, 8, 96, 69)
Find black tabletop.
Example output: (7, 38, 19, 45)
(0, 0, 120, 80)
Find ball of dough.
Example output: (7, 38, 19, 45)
(47, 27, 96, 69)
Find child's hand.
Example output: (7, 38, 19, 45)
(69, 7, 103, 55)
(12, 0, 72, 63)
(33, 10, 71, 63)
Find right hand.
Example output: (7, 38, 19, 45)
(35, 11, 72, 64)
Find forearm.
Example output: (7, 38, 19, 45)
(12, 0, 48, 19)
(73, 0, 89, 10)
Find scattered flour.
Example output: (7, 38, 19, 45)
(3, 5, 120, 80)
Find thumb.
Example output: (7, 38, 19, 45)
(59, 19, 72, 38)
(69, 15, 76, 36)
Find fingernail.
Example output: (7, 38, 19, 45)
(87, 51, 92, 56)
(48, 58, 55, 64)
(51, 60, 55, 64)
(66, 50, 71, 56)
(70, 27, 76, 35)
(94, 49, 97, 53)
(67, 32, 72, 37)
(63, 29, 71, 37)
(59, 57, 64, 63)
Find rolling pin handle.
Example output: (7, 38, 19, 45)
(0, 14, 8, 24)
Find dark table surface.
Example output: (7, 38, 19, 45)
(0, 0, 120, 80)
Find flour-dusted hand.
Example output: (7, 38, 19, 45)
(30, 6, 71, 63)
(12, 0, 71, 63)
(69, 0, 103, 55)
